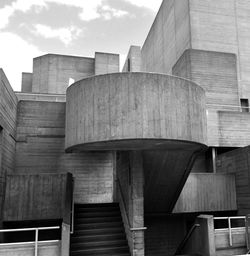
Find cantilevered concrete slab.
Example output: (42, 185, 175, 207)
(65, 72, 207, 152)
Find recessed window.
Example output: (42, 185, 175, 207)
(127, 58, 131, 72)
(240, 98, 249, 112)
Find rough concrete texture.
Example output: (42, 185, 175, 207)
(15, 101, 114, 204)
(21, 73, 32, 93)
(66, 72, 207, 151)
(95, 52, 119, 75)
(122, 46, 141, 72)
(141, 0, 191, 74)
(172, 49, 240, 110)
(189, 0, 250, 100)
(173, 173, 237, 213)
(0, 69, 18, 220)
(32, 54, 95, 94)
(0, 241, 60, 256)
(142, 0, 250, 101)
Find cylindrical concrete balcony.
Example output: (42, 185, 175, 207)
(65, 72, 207, 152)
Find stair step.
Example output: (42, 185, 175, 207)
(70, 245, 129, 256)
(75, 203, 119, 208)
(74, 216, 122, 224)
(71, 239, 128, 250)
(75, 211, 121, 218)
(71, 203, 130, 256)
(74, 221, 123, 230)
(71, 233, 126, 243)
(72, 227, 124, 237)
(75, 207, 120, 214)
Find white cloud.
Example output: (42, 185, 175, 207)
(0, 0, 131, 28)
(101, 5, 128, 20)
(0, 32, 43, 91)
(124, 0, 162, 12)
(33, 24, 82, 45)
(0, 0, 46, 29)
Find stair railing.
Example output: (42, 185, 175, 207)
(70, 177, 75, 234)
(117, 178, 131, 228)
(214, 216, 246, 247)
(0, 226, 60, 256)
(117, 178, 147, 256)
(174, 223, 200, 255)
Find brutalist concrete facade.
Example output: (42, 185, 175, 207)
(1, 1, 250, 256)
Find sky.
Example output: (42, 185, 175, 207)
(0, 0, 162, 91)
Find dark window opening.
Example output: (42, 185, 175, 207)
(240, 98, 249, 112)
(127, 58, 131, 72)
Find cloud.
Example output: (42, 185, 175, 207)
(0, 32, 43, 91)
(100, 5, 128, 20)
(33, 24, 82, 45)
(0, 0, 130, 29)
(0, 0, 46, 29)
(124, 0, 162, 12)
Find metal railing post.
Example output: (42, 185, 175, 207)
(228, 217, 232, 247)
(35, 228, 39, 256)
(70, 177, 74, 234)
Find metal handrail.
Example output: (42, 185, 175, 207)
(70, 177, 75, 234)
(0, 226, 60, 256)
(174, 223, 200, 255)
(214, 216, 246, 247)
(116, 178, 146, 232)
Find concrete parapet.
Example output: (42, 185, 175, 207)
(65, 72, 207, 151)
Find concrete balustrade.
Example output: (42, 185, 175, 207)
(65, 72, 207, 151)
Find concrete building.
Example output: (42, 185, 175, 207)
(0, 0, 250, 255)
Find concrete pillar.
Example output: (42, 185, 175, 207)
(196, 215, 216, 256)
(61, 223, 70, 256)
(129, 151, 145, 256)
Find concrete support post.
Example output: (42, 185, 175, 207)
(196, 215, 216, 256)
(129, 151, 145, 256)
(61, 223, 70, 256)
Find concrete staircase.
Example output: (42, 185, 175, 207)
(70, 203, 130, 256)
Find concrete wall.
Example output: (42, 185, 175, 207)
(207, 110, 250, 147)
(189, 0, 250, 100)
(15, 100, 114, 204)
(173, 173, 237, 213)
(4, 173, 72, 222)
(94, 52, 119, 75)
(0, 69, 18, 219)
(145, 215, 186, 256)
(141, 0, 191, 74)
(65, 73, 207, 151)
(32, 54, 95, 94)
(0, 241, 60, 256)
(21, 73, 32, 93)
(217, 146, 250, 215)
(172, 49, 240, 110)
(122, 46, 141, 72)
(183, 215, 216, 256)
(116, 151, 145, 256)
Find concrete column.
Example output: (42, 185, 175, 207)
(196, 215, 216, 256)
(61, 223, 70, 256)
(129, 151, 145, 256)
(182, 215, 215, 256)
